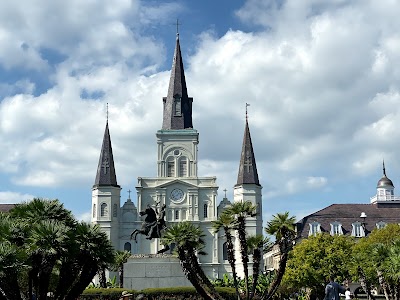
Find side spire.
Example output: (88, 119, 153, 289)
(162, 32, 193, 130)
(236, 105, 260, 186)
(94, 120, 119, 187)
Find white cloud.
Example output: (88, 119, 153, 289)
(0, 191, 35, 203)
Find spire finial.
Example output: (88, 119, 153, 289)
(246, 103, 250, 121)
(106, 102, 109, 122)
(223, 188, 227, 198)
(174, 18, 181, 39)
(128, 189, 131, 199)
(383, 159, 386, 176)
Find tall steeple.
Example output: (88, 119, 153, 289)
(162, 33, 193, 130)
(94, 121, 119, 187)
(236, 106, 260, 186)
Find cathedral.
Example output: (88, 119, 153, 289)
(90, 33, 264, 278)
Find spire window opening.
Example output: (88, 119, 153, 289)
(174, 97, 182, 116)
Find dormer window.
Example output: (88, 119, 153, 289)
(352, 222, 365, 237)
(330, 222, 343, 235)
(376, 221, 386, 229)
(174, 96, 182, 116)
(309, 221, 321, 236)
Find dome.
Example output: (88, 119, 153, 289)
(377, 175, 394, 188)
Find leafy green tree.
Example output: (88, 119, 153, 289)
(161, 221, 223, 300)
(224, 201, 257, 300)
(282, 233, 354, 299)
(352, 224, 400, 300)
(212, 212, 241, 300)
(111, 250, 131, 288)
(262, 212, 296, 300)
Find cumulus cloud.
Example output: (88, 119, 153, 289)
(1, 0, 400, 221)
(0, 191, 35, 203)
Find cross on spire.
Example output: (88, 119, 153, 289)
(106, 102, 109, 121)
(246, 102, 250, 121)
(128, 189, 131, 199)
(174, 18, 182, 36)
(244, 155, 252, 172)
(223, 188, 227, 198)
(102, 157, 110, 175)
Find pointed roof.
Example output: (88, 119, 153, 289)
(94, 121, 119, 187)
(377, 160, 394, 188)
(162, 34, 193, 130)
(236, 118, 260, 186)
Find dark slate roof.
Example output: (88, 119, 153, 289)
(236, 119, 260, 186)
(0, 204, 15, 213)
(93, 121, 119, 187)
(296, 203, 400, 240)
(162, 34, 193, 130)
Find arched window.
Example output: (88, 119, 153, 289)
(113, 204, 117, 217)
(100, 203, 108, 217)
(204, 203, 208, 218)
(222, 242, 228, 260)
(167, 160, 175, 177)
(93, 204, 96, 218)
(179, 157, 187, 177)
(124, 242, 131, 252)
(175, 210, 179, 220)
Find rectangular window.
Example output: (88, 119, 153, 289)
(175, 210, 179, 220)
(180, 159, 187, 177)
(167, 161, 175, 177)
(353, 223, 363, 237)
(174, 98, 181, 116)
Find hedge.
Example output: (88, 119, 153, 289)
(80, 287, 236, 300)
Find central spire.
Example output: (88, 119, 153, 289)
(162, 34, 193, 130)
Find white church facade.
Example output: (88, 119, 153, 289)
(91, 34, 264, 278)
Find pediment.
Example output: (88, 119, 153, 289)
(156, 179, 199, 189)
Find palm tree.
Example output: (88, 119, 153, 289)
(262, 212, 296, 300)
(111, 250, 131, 287)
(58, 222, 114, 300)
(224, 201, 257, 300)
(212, 212, 241, 300)
(26, 220, 69, 300)
(161, 221, 223, 300)
(247, 235, 272, 299)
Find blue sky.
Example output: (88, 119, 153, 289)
(1, 0, 400, 225)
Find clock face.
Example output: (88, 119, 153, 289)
(170, 188, 184, 202)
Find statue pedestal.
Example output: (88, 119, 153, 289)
(123, 254, 191, 290)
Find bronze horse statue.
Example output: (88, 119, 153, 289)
(130, 203, 169, 253)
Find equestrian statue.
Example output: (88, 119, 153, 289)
(130, 202, 169, 254)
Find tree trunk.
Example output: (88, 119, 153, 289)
(251, 248, 261, 300)
(238, 218, 249, 300)
(119, 267, 123, 288)
(99, 267, 107, 288)
(376, 269, 390, 300)
(226, 231, 241, 300)
(261, 247, 289, 300)
(357, 266, 376, 300)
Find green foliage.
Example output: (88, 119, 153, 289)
(0, 198, 114, 300)
(81, 287, 236, 300)
(282, 233, 355, 297)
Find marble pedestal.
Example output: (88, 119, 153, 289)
(123, 254, 191, 290)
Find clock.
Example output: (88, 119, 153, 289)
(170, 188, 184, 202)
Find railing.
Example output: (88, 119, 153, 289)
(370, 195, 400, 202)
